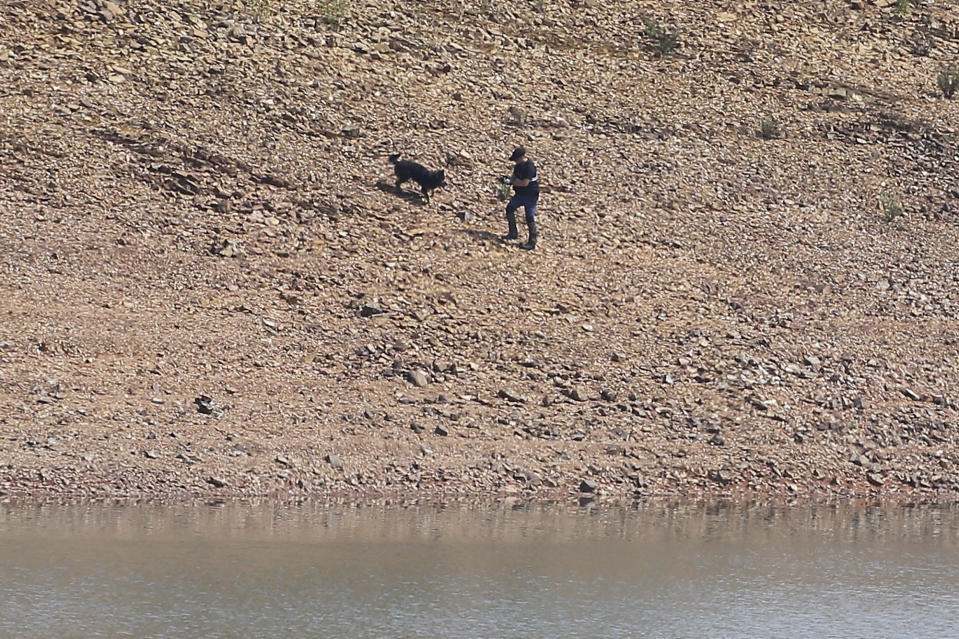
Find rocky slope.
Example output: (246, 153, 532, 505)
(2, 0, 959, 501)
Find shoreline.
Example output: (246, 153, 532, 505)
(3, 470, 958, 506)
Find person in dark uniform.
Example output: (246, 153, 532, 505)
(501, 147, 539, 250)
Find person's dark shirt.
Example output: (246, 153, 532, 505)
(512, 159, 539, 197)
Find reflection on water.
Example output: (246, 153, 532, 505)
(1, 500, 957, 638)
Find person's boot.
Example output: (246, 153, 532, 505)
(502, 211, 518, 241)
(520, 219, 537, 250)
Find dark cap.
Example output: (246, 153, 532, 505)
(509, 147, 526, 161)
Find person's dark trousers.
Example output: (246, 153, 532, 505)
(505, 193, 538, 247)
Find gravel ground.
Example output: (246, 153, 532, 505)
(1, 0, 959, 502)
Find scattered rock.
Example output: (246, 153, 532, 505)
(209, 237, 239, 257)
(900, 388, 922, 401)
(709, 469, 734, 484)
(360, 301, 384, 317)
(498, 388, 527, 403)
(408, 369, 429, 387)
(568, 385, 589, 402)
(194, 395, 215, 414)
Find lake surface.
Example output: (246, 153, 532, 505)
(1, 499, 957, 638)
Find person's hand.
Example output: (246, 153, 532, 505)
(498, 176, 512, 185)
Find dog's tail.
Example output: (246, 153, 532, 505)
(388, 153, 401, 165)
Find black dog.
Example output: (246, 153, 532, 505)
(388, 153, 447, 203)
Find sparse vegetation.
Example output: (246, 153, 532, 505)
(938, 67, 959, 99)
(758, 117, 782, 140)
(909, 30, 932, 57)
(894, 0, 911, 19)
(494, 182, 512, 201)
(880, 194, 904, 223)
(316, 0, 350, 26)
(246, 0, 273, 16)
(643, 17, 680, 56)
(506, 106, 527, 128)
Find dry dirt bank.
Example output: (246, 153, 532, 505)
(1, 0, 959, 502)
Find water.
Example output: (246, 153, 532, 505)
(1, 500, 957, 638)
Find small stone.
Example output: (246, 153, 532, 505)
(207, 476, 227, 488)
(569, 385, 588, 402)
(325, 454, 342, 469)
(498, 388, 527, 403)
(144, 450, 158, 459)
(900, 388, 922, 401)
(750, 397, 778, 411)
(435, 424, 449, 436)
(210, 238, 239, 258)
(194, 395, 214, 414)
(867, 472, 885, 487)
(709, 469, 733, 484)
(578, 479, 597, 493)
(360, 302, 384, 317)
(408, 369, 429, 387)
(611, 352, 627, 362)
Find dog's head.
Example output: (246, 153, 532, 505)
(428, 169, 448, 190)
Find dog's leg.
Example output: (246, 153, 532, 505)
(422, 186, 430, 203)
